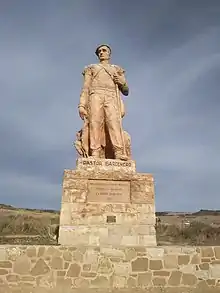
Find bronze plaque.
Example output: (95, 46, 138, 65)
(106, 215, 116, 223)
(88, 180, 130, 203)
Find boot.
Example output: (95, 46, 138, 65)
(91, 148, 101, 158)
(114, 149, 128, 161)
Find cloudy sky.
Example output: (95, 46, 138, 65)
(0, 0, 220, 212)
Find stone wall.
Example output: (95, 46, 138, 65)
(0, 245, 220, 292)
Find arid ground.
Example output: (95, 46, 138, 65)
(0, 204, 220, 246)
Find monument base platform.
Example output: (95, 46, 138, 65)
(58, 158, 157, 246)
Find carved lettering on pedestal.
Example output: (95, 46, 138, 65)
(88, 180, 130, 203)
(81, 159, 132, 167)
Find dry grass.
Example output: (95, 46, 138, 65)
(0, 204, 220, 245)
(0, 205, 59, 245)
(156, 221, 220, 246)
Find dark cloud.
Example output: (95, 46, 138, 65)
(93, 0, 220, 58)
(0, 0, 220, 211)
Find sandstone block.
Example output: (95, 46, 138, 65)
(6, 274, 19, 282)
(67, 263, 81, 277)
(139, 235, 157, 246)
(82, 264, 91, 271)
(146, 247, 164, 259)
(214, 247, 220, 259)
(131, 191, 154, 204)
(62, 189, 87, 203)
(101, 247, 125, 258)
(196, 280, 210, 292)
(0, 261, 12, 268)
(152, 277, 167, 286)
(7, 247, 24, 261)
(178, 255, 190, 265)
(73, 277, 90, 288)
(50, 257, 63, 270)
(201, 257, 211, 263)
(113, 262, 131, 276)
(37, 247, 45, 258)
(210, 264, 220, 278)
(45, 246, 61, 257)
(0, 248, 6, 261)
(131, 224, 155, 235)
(121, 235, 139, 246)
(168, 271, 182, 286)
(137, 272, 152, 287)
(90, 276, 110, 288)
(149, 260, 163, 270)
(57, 270, 66, 277)
(81, 272, 96, 278)
(63, 251, 72, 262)
(31, 259, 50, 276)
(164, 247, 182, 254)
(212, 260, 220, 264)
(13, 255, 31, 275)
(153, 271, 170, 277)
(26, 247, 36, 258)
(181, 273, 197, 286)
(21, 276, 35, 282)
(199, 262, 209, 270)
(83, 249, 99, 264)
(195, 270, 209, 280)
(127, 276, 137, 288)
(206, 279, 216, 286)
(63, 178, 87, 189)
(125, 248, 137, 261)
(164, 255, 178, 269)
(131, 258, 149, 272)
(201, 247, 214, 258)
(190, 254, 200, 264)
(56, 276, 72, 289)
(97, 257, 113, 274)
(181, 247, 197, 254)
(0, 269, 8, 275)
(181, 264, 196, 274)
(112, 275, 127, 288)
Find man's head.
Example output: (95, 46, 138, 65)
(95, 44, 111, 61)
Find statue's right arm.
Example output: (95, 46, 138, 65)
(78, 66, 92, 110)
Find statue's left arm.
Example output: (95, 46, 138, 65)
(116, 66, 129, 96)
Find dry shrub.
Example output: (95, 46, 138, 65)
(156, 221, 220, 245)
(0, 214, 51, 236)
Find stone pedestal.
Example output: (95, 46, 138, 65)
(58, 158, 157, 246)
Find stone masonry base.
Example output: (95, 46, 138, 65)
(58, 158, 157, 246)
(0, 245, 220, 292)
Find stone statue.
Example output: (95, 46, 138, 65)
(74, 44, 131, 161)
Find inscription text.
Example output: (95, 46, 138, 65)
(88, 180, 130, 203)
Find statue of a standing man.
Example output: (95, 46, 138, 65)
(78, 44, 130, 161)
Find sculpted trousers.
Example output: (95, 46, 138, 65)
(88, 88, 123, 151)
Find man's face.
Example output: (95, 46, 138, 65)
(97, 46, 110, 61)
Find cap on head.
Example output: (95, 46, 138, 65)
(95, 44, 112, 56)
